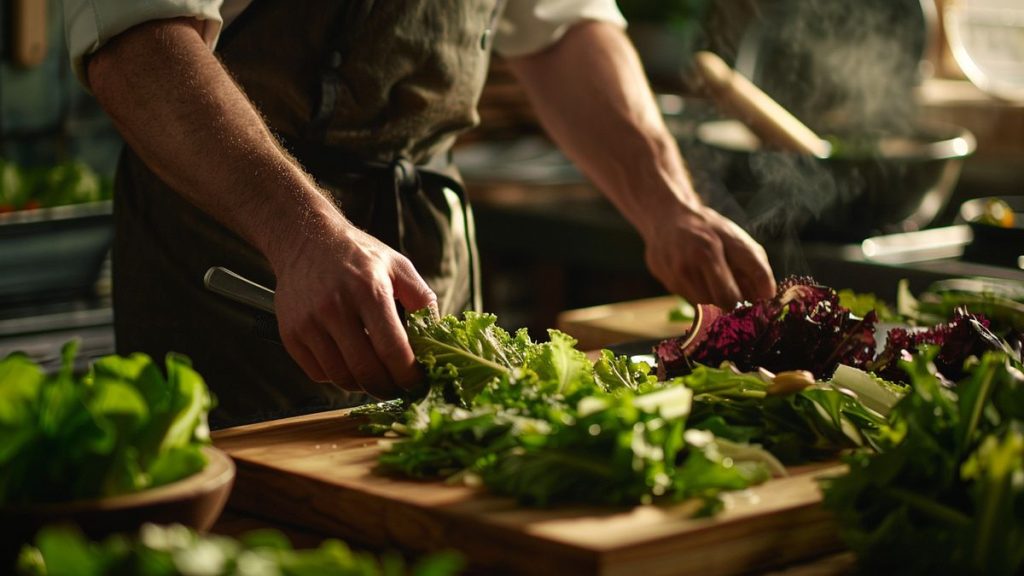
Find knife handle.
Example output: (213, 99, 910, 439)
(203, 266, 276, 314)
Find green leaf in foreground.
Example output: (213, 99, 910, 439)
(17, 524, 464, 576)
(820, 349, 1024, 576)
(0, 344, 213, 505)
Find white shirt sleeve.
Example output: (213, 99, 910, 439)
(64, 0, 225, 87)
(493, 0, 627, 58)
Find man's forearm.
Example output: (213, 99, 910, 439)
(86, 18, 338, 267)
(505, 21, 698, 237)
(507, 21, 775, 305)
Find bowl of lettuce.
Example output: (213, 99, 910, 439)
(0, 341, 234, 570)
(0, 158, 117, 303)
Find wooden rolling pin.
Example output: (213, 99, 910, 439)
(694, 51, 831, 158)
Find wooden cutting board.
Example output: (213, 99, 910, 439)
(556, 295, 690, 350)
(213, 409, 844, 575)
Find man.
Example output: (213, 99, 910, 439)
(66, 1, 775, 427)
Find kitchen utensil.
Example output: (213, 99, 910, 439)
(203, 266, 275, 314)
(692, 119, 975, 242)
(204, 266, 282, 343)
(694, 51, 831, 158)
(860, 225, 973, 264)
(10, 0, 47, 68)
(1, 446, 235, 570)
(958, 195, 1024, 268)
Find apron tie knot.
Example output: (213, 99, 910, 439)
(391, 157, 418, 192)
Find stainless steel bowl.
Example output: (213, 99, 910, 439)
(692, 120, 976, 242)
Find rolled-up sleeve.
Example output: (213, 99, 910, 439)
(64, 0, 224, 87)
(493, 0, 627, 58)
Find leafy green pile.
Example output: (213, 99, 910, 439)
(17, 523, 461, 576)
(899, 277, 1024, 334)
(687, 364, 892, 463)
(361, 310, 891, 511)
(821, 348, 1024, 575)
(0, 342, 212, 504)
(0, 159, 111, 213)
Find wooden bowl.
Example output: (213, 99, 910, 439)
(1, 446, 235, 568)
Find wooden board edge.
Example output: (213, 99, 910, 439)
(227, 459, 600, 575)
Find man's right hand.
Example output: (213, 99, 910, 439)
(270, 212, 438, 399)
(86, 18, 434, 399)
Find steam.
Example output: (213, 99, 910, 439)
(754, 0, 926, 133)
(693, 0, 930, 273)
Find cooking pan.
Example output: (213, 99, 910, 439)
(959, 196, 1024, 269)
(692, 119, 976, 242)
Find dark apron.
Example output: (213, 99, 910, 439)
(113, 0, 500, 428)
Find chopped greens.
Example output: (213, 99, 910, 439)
(0, 342, 212, 504)
(16, 523, 462, 576)
(363, 309, 889, 511)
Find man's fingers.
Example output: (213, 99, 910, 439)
(324, 307, 403, 399)
(704, 259, 743, 308)
(735, 259, 776, 301)
(282, 336, 329, 383)
(301, 327, 360, 391)
(391, 255, 437, 315)
(718, 221, 777, 301)
(361, 303, 421, 390)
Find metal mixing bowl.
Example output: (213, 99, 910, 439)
(690, 119, 976, 242)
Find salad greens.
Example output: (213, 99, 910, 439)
(363, 309, 891, 511)
(656, 276, 879, 381)
(17, 523, 462, 576)
(0, 159, 110, 213)
(821, 348, 1024, 575)
(837, 289, 897, 323)
(685, 364, 891, 463)
(899, 277, 1024, 334)
(0, 342, 212, 504)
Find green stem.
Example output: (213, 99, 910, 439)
(883, 486, 971, 527)
(963, 363, 996, 451)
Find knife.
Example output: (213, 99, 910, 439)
(203, 266, 281, 342)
